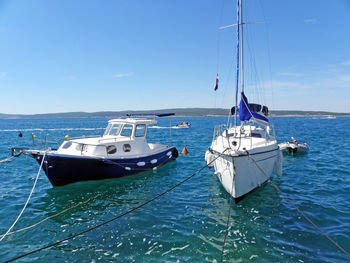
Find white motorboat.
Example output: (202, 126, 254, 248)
(12, 114, 178, 186)
(279, 137, 309, 154)
(205, 0, 282, 203)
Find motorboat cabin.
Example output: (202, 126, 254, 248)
(57, 118, 169, 158)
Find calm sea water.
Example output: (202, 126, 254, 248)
(0, 116, 349, 262)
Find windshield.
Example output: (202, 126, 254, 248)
(104, 123, 122, 136)
(120, 124, 133, 137)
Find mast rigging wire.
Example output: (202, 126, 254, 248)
(214, 0, 225, 109)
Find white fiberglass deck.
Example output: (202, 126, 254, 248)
(54, 118, 170, 158)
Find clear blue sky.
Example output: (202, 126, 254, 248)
(0, 0, 349, 114)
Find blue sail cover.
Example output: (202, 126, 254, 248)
(239, 92, 268, 123)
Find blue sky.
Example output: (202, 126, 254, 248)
(0, 0, 349, 114)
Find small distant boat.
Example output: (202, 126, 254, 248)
(175, 122, 191, 128)
(327, 115, 336, 119)
(12, 114, 178, 186)
(279, 137, 309, 154)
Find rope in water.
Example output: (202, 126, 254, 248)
(0, 151, 46, 242)
(4, 149, 229, 262)
(0, 156, 14, 163)
(246, 152, 350, 258)
(0, 152, 23, 164)
(0, 193, 102, 238)
(220, 153, 236, 263)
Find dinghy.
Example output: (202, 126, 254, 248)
(175, 122, 191, 128)
(12, 114, 178, 186)
(279, 137, 309, 154)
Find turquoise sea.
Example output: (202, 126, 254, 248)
(0, 116, 349, 262)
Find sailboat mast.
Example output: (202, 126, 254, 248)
(234, 0, 241, 128)
(239, 0, 244, 93)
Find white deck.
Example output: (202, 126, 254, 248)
(54, 118, 170, 158)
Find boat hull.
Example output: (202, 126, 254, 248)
(32, 147, 178, 186)
(207, 147, 279, 202)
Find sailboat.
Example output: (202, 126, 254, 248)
(205, 0, 282, 203)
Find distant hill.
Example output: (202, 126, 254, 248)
(270, 110, 349, 116)
(0, 108, 228, 119)
(0, 108, 348, 119)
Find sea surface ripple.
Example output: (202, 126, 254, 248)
(0, 116, 349, 262)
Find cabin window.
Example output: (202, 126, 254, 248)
(107, 145, 117, 154)
(103, 124, 112, 136)
(76, 144, 88, 151)
(109, 124, 122, 136)
(123, 144, 131, 152)
(251, 132, 262, 138)
(135, 124, 146, 137)
(62, 141, 72, 149)
(120, 124, 133, 137)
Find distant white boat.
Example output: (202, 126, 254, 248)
(279, 137, 309, 154)
(205, 0, 282, 203)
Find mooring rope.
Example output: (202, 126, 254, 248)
(0, 152, 23, 163)
(220, 156, 236, 263)
(0, 151, 47, 242)
(4, 149, 229, 262)
(0, 156, 14, 163)
(246, 152, 350, 258)
(0, 193, 102, 238)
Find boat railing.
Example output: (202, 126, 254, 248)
(30, 134, 111, 156)
(31, 134, 60, 150)
(98, 137, 120, 143)
(272, 125, 276, 141)
(66, 135, 100, 140)
(213, 124, 227, 140)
